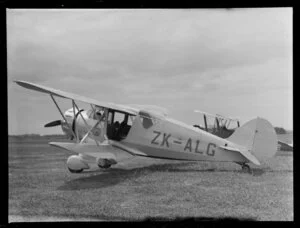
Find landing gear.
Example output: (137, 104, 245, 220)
(68, 168, 83, 173)
(98, 164, 111, 169)
(241, 164, 251, 173)
(237, 162, 252, 174)
(97, 159, 112, 169)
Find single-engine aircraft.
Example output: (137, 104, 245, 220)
(15, 80, 278, 173)
(193, 110, 293, 151)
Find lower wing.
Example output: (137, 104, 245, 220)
(49, 140, 147, 160)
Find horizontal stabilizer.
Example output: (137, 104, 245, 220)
(219, 145, 240, 153)
(237, 149, 261, 166)
(219, 145, 260, 165)
(227, 117, 277, 165)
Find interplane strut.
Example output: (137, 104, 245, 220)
(50, 94, 77, 140)
(50, 93, 107, 146)
(73, 100, 102, 146)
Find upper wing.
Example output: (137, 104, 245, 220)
(195, 110, 240, 121)
(128, 104, 168, 117)
(194, 110, 217, 118)
(216, 113, 239, 121)
(15, 80, 138, 115)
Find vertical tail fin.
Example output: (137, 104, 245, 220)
(228, 117, 277, 164)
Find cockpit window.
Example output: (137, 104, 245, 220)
(139, 111, 154, 129)
(128, 115, 135, 126)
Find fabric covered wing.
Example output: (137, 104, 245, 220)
(15, 80, 137, 115)
(49, 142, 119, 160)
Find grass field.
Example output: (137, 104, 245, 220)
(9, 137, 293, 222)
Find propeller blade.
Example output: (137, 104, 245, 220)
(44, 120, 62, 127)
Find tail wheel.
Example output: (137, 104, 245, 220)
(68, 168, 83, 173)
(236, 162, 252, 174)
(241, 164, 252, 174)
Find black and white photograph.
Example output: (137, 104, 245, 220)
(8, 8, 293, 221)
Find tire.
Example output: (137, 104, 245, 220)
(97, 159, 112, 169)
(241, 164, 251, 173)
(98, 164, 111, 169)
(68, 168, 83, 173)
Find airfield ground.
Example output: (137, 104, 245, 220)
(9, 136, 293, 222)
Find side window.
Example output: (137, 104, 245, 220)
(108, 112, 113, 124)
(139, 111, 154, 129)
(127, 115, 136, 126)
(114, 112, 125, 123)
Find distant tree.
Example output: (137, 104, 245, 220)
(274, 127, 286, 134)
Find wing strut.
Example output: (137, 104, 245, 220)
(90, 104, 96, 112)
(50, 94, 77, 140)
(71, 101, 100, 146)
(203, 114, 208, 132)
(80, 117, 103, 145)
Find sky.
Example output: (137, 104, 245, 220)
(7, 8, 293, 135)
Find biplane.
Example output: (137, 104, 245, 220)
(194, 110, 293, 151)
(15, 80, 278, 173)
(193, 110, 240, 139)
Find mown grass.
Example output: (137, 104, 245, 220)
(9, 138, 293, 221)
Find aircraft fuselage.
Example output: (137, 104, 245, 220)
(70, 109, 248, 163)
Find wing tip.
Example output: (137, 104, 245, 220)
(14, 80, 32, 88)
(14, 80, 23, 85)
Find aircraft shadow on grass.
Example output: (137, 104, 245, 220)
(58, 162, 267, 191)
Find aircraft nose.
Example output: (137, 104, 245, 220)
(64, 108, 74, 119)
(64, 107, 82, 120)
(63, 107, 84, 140)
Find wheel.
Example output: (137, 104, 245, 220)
(98, 164, 111, 169)
(241, 164, 252, 174)
(68, 167, 83, 173)
(97, 159, 112, 169)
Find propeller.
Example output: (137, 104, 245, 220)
(44, 108, 84, 140)
(44, 120, 62, 128)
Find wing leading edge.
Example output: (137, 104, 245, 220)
(15, 80, 137, 115)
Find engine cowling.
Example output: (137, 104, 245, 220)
(61, 122, 74, 139)
(67, 155, 90, 173)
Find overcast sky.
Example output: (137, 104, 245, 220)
(7, 8, 292, 135)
